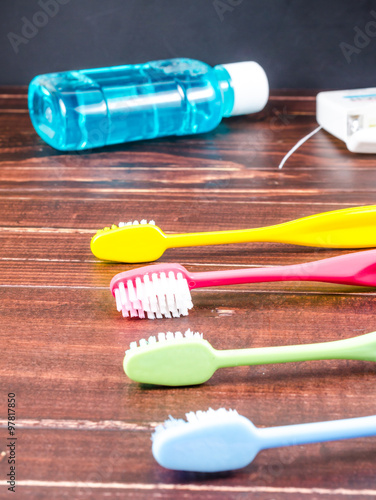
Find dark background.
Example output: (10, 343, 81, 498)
(1, 0, 376, 88)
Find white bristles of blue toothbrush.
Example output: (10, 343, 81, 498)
(153, 408, 238, 436)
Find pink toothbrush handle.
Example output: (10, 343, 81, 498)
(188, 249, 376, 289)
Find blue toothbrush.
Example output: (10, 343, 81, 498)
(152, 408, 376, 472)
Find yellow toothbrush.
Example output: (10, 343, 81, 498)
(90, 205, 376, 263)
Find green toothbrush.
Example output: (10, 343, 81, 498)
(124, 329, 376, 386)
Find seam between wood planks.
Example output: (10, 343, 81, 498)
(0, 188, 368, 194)
(0, 258, 280, 267)
(0, 418, 155, 432)
(0, 227, 95, 234)
(0, 481, 374, 496)
(0, 197, 370, 204)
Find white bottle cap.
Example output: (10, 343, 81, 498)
(221, 61, 269, 116)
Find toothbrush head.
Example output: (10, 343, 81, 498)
(90, 219, 167, 263)
(110, 263, 193, 319)
(152, 408, 259, 472)
(123, 329, 216, 386)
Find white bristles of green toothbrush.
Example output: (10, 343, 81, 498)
(113, 271, 193, 319)
(152, 408, 239, 440)
(126, 329, 203, 355)
(118, 219, 155, 227)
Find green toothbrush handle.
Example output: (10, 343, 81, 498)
(215, 331, 376, 368)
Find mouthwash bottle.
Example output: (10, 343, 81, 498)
(28, 58, 268, 151)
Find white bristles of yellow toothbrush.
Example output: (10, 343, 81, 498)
(118, 219, 155, 227)
(113, 271, 193, 319)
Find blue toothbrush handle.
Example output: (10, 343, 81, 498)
(257, 415, 376, 450)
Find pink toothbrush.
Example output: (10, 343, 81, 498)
(110, 249, 376, 319)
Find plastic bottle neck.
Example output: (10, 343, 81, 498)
(213, 65, 235, 117)
(214, 61, 269, 117)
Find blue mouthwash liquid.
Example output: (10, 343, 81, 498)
(28, 58, 268, 151)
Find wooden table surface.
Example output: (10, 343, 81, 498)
(0, 88, 375, 499)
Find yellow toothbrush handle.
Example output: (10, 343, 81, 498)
(166, 205, 376, 249)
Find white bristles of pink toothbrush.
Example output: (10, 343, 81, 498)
(112, 268, 193, 319)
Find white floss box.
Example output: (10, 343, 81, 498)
(317, 88, 376, 153)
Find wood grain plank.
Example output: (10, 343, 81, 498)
(1, 286, 376, 423)
(1, 198, 376, 230)
(1, 427, 376, 488)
